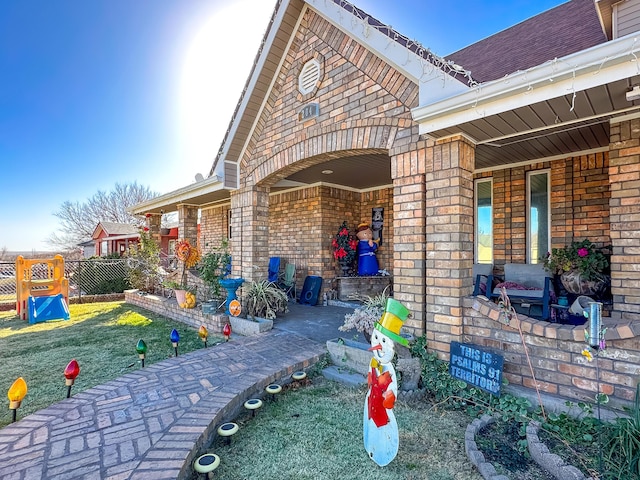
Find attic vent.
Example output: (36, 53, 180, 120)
(298, 59, 321, 95)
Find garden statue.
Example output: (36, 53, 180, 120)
(356, 223, 379, 276)
(364, 298, 410, 467)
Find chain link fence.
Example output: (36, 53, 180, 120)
(0, 258, 133, 310)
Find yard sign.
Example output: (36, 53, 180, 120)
(449, 341, 503, 396)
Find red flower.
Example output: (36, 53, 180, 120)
(332, 221, 357, 267)
(143, 227, 149, 232)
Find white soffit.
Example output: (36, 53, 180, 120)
(305, 0, 469, 104)
(413, 34, 640, 135)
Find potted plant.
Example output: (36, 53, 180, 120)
(543, 239, 610, 295)
(198, 239, 232, 305)
(339, 288, 390, 343)
(331, 221, 358, 276)
(244, 280, 289, 320)
(166, 239, 200, 307)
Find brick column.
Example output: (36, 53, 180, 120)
(609, 117, 640, 320)
(230, 186, 270, 282)
(146, 213, 161, 247)
(424, 136, 475, 354)
(177, 204, 198, 247)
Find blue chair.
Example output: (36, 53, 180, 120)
(268, 257, 281, 283)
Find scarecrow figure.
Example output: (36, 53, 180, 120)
(363, 298, 410, 466)
(356, 223, 379, 276)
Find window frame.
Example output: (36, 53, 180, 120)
(526, 169, 551, 264)
(474, 177, 493, 265)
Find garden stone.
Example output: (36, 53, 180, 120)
(396, 357, 421, 391)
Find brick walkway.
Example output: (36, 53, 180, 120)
(0, 330, 326, 480)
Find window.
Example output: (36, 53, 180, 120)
(475, 179, 493, 264)
(527, 170, 550, 264)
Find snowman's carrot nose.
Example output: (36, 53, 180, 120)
(368, 344, 382, 351)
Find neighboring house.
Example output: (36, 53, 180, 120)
(132, 0, 640, 407)
(91, 222, 141, 257)
(77, 240, 95, 258)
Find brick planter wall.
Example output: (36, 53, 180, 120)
(464, 296, 640, 408)
(125, 290, 228, 334)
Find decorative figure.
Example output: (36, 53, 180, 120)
(363, 298, 410, 467)
(356, 223, 379, 276)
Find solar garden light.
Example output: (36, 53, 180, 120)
(193, 453, 220, 479)
(198, 325, 208, 348)
(223, 323, 232, 342)
(217, 422, 239, 446)
(244, 398, 263, 418)
(136, 339, 148, 367)
(8, 377, 27, 423)
(265, 383, 282, 402)
(64, 359, 80, 398)
(292, 371, 307, 383)
(170, 329, 180, 357)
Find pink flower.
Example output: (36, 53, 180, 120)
(577, 247, 589, 257)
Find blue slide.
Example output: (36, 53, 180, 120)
(28, 294, 70, 324)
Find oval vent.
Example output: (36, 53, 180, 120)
(298, 59, 321, 95)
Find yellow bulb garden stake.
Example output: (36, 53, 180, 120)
(363, 298, 410, 467)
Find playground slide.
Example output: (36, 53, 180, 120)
(27, 294, 70, 324)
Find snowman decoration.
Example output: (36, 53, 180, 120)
(363, 298, 410, 467)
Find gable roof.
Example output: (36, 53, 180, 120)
(208, 0, 469, 179)
(92, 222, 139, 239)
(445, 0, 607, 84)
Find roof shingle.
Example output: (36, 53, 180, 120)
(445, 0, 607, 84)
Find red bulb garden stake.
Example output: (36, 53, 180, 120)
(63, 359, 80, 399)
(223, 323, 232, 342)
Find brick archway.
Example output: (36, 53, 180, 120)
(242, 117, 414, 188)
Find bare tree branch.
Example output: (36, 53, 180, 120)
(48, 182, 159, 251)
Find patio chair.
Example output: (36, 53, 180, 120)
(278, 263, 296, 300)
(268, 257, 281, 283)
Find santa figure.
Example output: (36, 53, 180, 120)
(363, 298, 410, 467)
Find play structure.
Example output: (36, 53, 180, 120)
(16, 255, 70, 323)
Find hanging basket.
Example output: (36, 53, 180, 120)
(560, 270, 608, 296)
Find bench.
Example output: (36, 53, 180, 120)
(489, 263, 554, 320)
(472, 263, 494, 297)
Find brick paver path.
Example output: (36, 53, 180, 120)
(0, 330, 326, 479)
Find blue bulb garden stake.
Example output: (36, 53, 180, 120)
(170, 329, 180, 357)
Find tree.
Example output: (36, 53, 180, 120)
(49, 182, 159, 250)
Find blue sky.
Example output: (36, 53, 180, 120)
(0, 0, 566, 252)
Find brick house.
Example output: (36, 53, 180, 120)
(132, 0, 640, 407)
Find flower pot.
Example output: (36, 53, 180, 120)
(174, 289, 187, 305)
(560, 270, 608, 296)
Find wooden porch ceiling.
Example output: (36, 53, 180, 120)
(429, 76, 640, 170)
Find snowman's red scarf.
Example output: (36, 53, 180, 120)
(367, 366, 392, 427)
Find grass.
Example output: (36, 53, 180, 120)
(210, 378, 483, 480)
(0, 301, 222, 428)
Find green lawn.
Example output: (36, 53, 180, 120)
(0, 301, 222, 428)
(212, 378, 483, 480)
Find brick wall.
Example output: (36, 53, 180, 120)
(488, 152, 610, 276)
(268, 185, 393, 294)
(200, 204, 230, 254)
(609, 118, 640, 320)
(465, 297, 640, 409)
